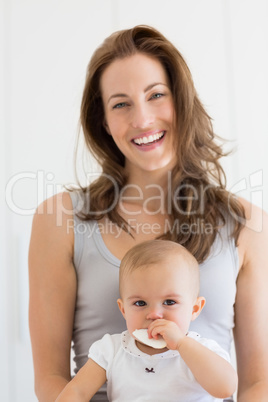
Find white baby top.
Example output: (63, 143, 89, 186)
(88, 330, 231, 402)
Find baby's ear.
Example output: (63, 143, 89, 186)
(191, 296, 206, 321)
(117, 298, 126, 318)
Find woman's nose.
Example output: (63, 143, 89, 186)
(130, 104, 154, 129)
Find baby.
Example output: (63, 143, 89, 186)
(56, 240, 237, 401)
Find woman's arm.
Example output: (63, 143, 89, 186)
(29, 192, 77, 401)
(235, 198, 268, 401)
(55, 358, 107, 401)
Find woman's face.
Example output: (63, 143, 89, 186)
(100, 53, 177, 175)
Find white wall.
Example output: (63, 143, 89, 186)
(1, 0, 268, 400)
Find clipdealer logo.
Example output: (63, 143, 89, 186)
(5, 169, 264, 232)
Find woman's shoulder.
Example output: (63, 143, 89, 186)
(237, 197, 268, 269)
(32, 191, 75, 253)
(238, 196, 268, 234)
(35, 191, 74, 215)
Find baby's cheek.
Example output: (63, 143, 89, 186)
(125, 312, 142, 333)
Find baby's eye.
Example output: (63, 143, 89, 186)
(134, 300, 146, 307)
(163, 299, 176, 306)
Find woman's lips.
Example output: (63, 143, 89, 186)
(131, 131, 166, 149)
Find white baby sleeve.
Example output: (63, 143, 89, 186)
(88, 333, 118, 372)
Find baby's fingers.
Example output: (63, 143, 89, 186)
(149, 321, 184, 350)
(150, 321, 171, 339)
(148, 319, 168, 338)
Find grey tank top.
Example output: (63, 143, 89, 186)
(70, 191, 238, 401)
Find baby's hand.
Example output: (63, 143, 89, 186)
(148, 319, 185, 351)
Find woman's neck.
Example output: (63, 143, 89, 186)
(121, 168, 174, 214)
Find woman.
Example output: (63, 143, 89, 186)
(29, 25, 268, 401)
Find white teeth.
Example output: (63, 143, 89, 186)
(133, 131, 165, 145)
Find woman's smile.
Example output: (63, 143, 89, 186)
(131, 130, 166, 150)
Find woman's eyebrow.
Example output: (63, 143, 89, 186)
(108, 93, 128, 103)
(144, 82, 168, 92)
(107, 82, 168, 103)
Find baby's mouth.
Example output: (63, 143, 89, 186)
(132, 131, 166, 146)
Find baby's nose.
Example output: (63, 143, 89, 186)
(146, 310, 163, 321)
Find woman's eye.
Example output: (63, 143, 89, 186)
(113, 102, 127, 109)
(151, 93, 164, 100)
(163, 299, 176, 306)
(134, 300, 146, 307)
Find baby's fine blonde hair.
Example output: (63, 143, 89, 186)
(119, 239, 200, 298)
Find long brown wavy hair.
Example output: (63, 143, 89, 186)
(76, 24, 245, 263)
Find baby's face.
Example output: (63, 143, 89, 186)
(118, 256, 199, 336)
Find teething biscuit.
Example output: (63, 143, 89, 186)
(133, 329, 167, 349)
